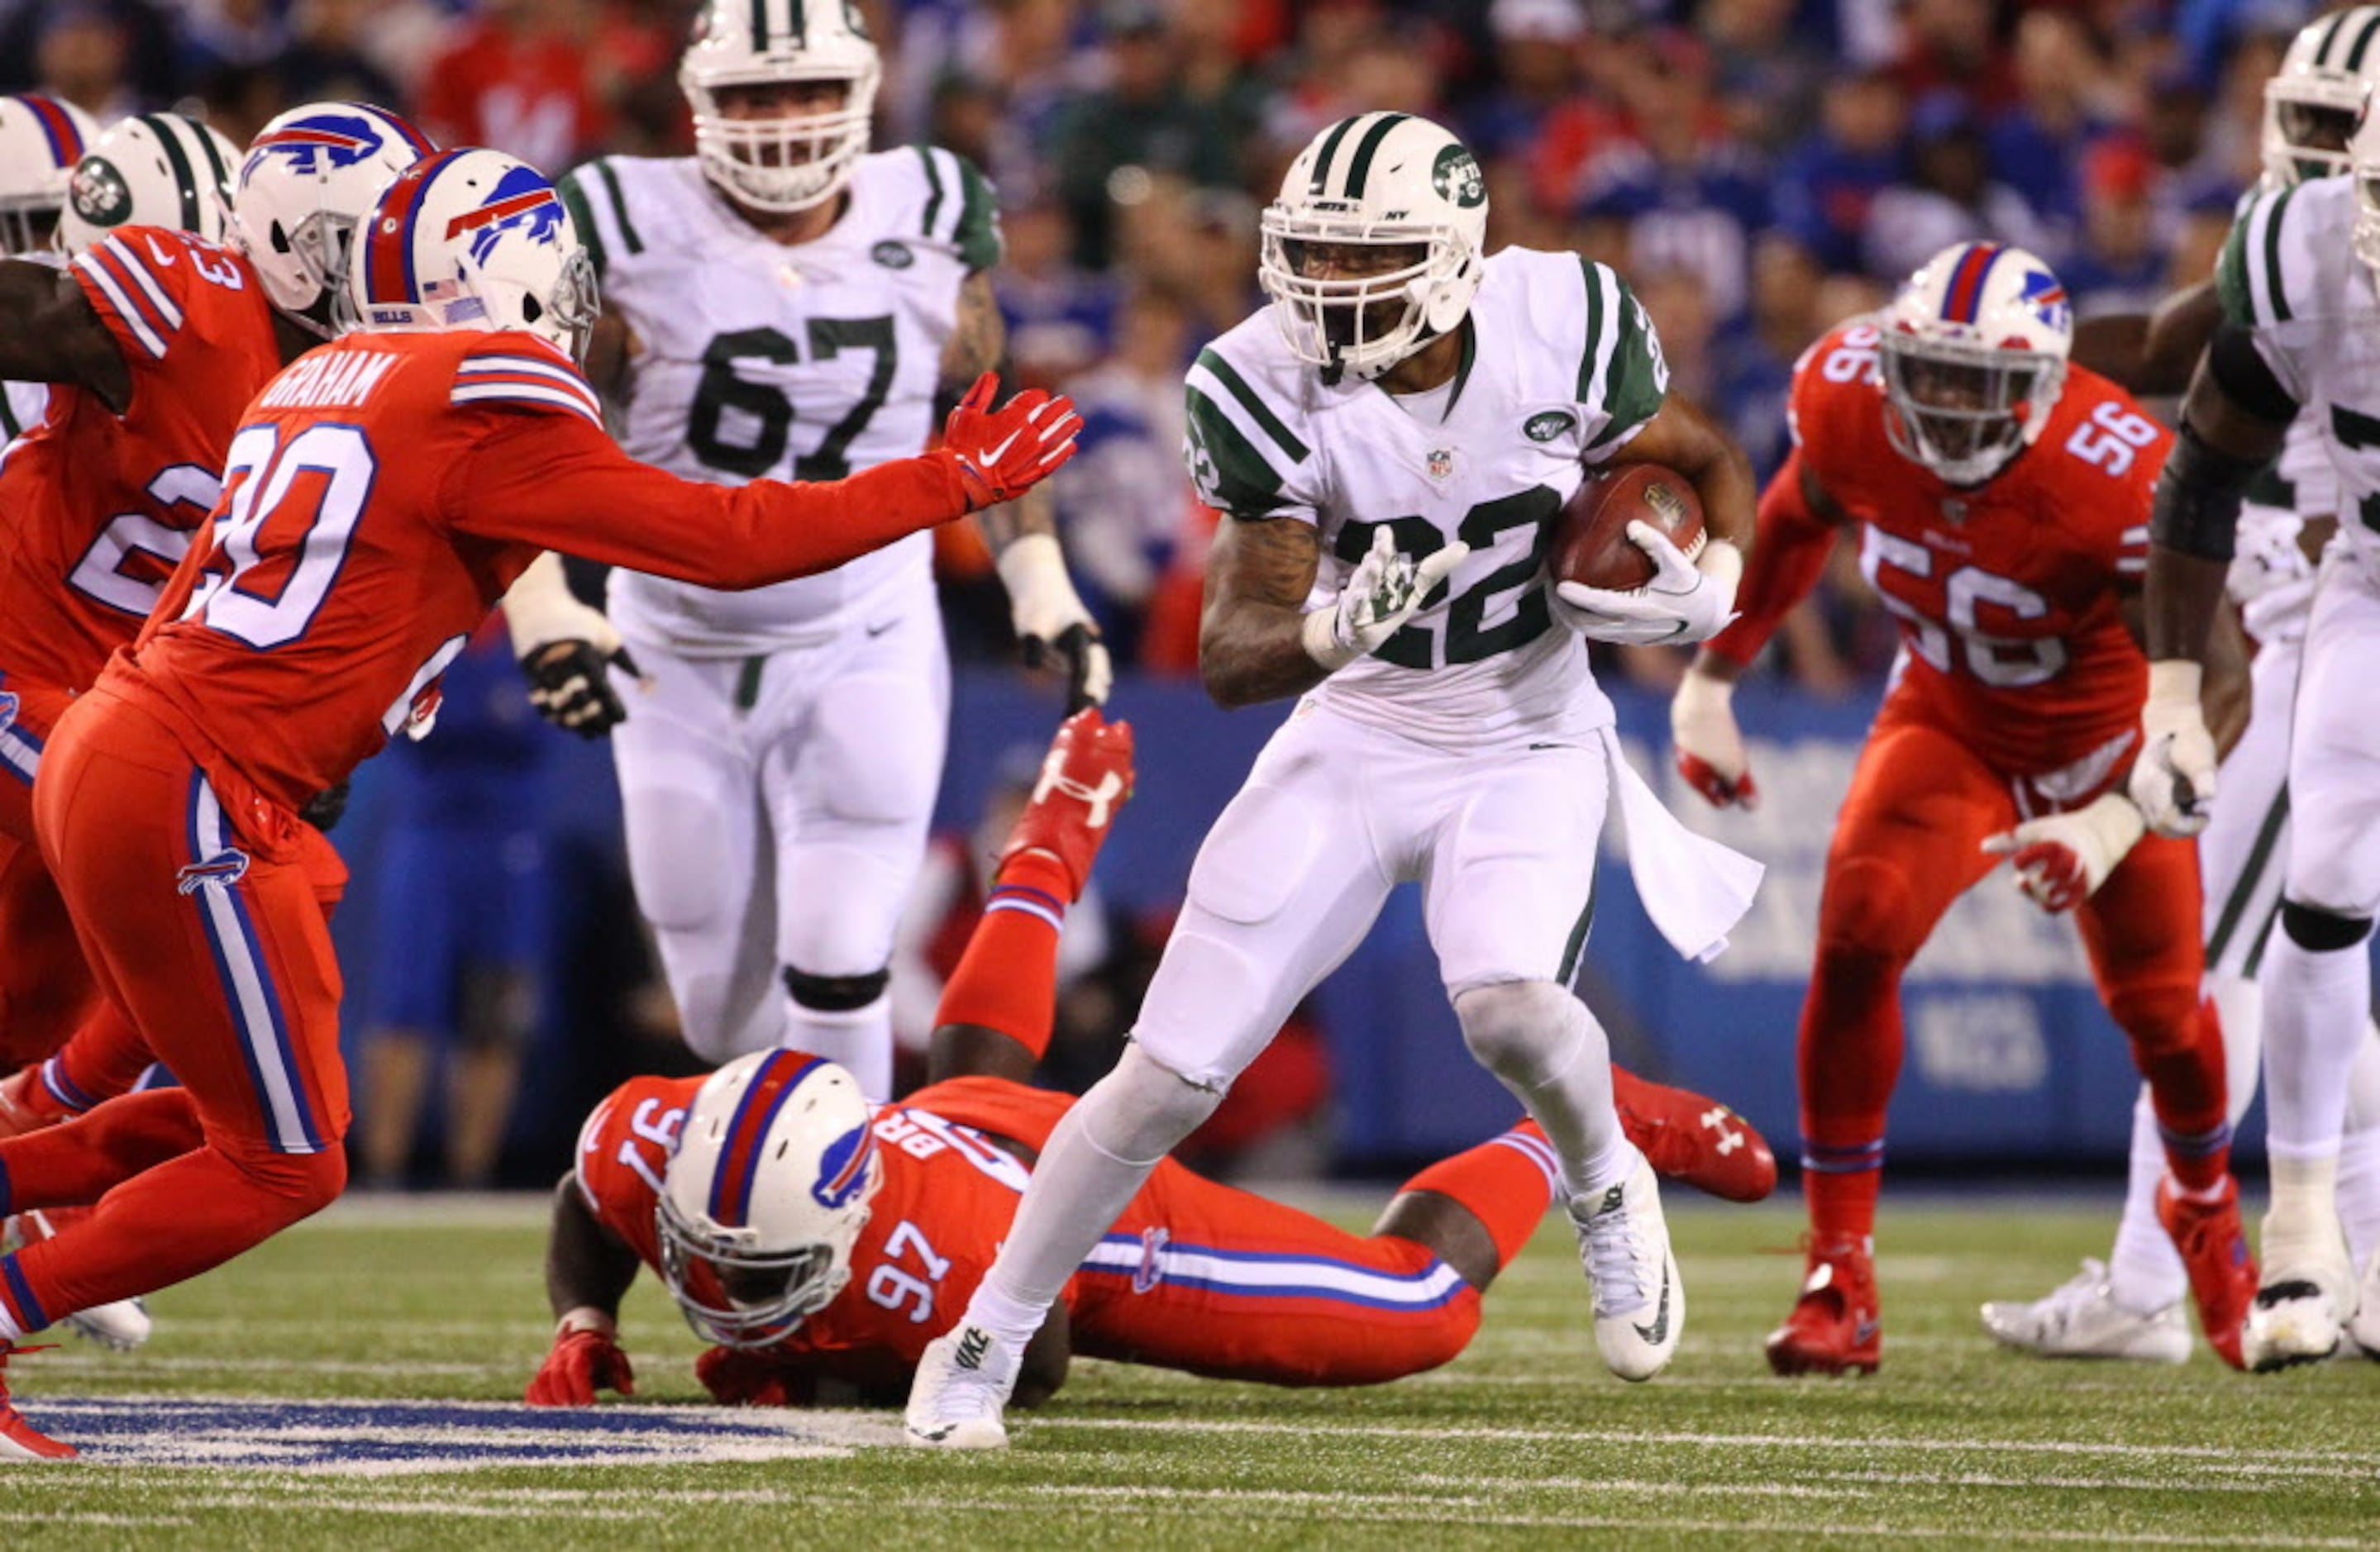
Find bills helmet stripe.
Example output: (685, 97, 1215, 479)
(23, 93, 87, 166)
(1939, 243, 2004, 325)
(707, 1052, 823, 1227)
(363, 150, 464, 306)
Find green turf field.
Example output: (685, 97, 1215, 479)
(7, 1193, 2377, 1549)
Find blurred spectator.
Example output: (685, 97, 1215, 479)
(1891, 0, 2017, 111)
(1700, 0, 1829, 151)
(995, 197, 1118, 387)
(355, 621, 557, 1191)
(1114, 175, 1260, 349)
(2062, 137, 2168, 319)
(1771, 69, 1905, 275)
(269, 0, 404, 116)
(1862, 91, 2054, 284)
(1466, 0, 1584, 163)
(177, 0, 287, 85)
(14, 2, 157, 121)
(416, 0, 651, 174)
(1987, 9, 2115, 247)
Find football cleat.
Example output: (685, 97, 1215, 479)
(903, 1324, 1018, 1449)
(4, 1210, 151, 1352)
(1767, 1237, 1881, 1377)
(2240, 1196, 2354, 1372)
(0, 1067, 71, 1140)
(2155, 1177, 2257, 1370)
(1568, 1151, 1683, 1382)
(1610, 1068, 1777, 1203)
(2347, 1248, 2380, 1359)
(999, 708, 1135, 902)
(1978, 1258, 2191, 1364)
(0, 1342, 74, 1462)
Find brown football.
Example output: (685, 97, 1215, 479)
(1550, 464, 1706, 593)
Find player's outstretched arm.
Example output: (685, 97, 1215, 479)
(0, 259, 129, 412)
(526, 1175, 643, 1407)
(502, 551, 642, 738)
(2069, 280, 2221, 398)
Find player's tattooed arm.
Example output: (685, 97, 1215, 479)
(0, 259, 131, 412)
(1605, 390, 1756, 554)
(544, 1174, 643, 1327)
(1199, 514, 1329, 708)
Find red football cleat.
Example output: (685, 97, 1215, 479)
(2156, 1176, 2258, 1371)
(1610, 1067, 1778, 1203)
(0, 1068, 71, 1141)
(1767, 1238, 1882, 1377)
(999, 708, 1134, 902)
(0, 1342, 74, 1461)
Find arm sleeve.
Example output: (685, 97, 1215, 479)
(69, 230, 193, 365)
(442, 407, 974, 588)
(1702, 449, 1842, 669)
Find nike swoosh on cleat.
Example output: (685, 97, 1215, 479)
(1633, 1265, 1672, 1346)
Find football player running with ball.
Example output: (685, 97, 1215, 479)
(1670, 242, 2258, 1373)
(904, 113, 1764, 1450)
(0, 147, 1077, 1460)
(503, 1, 1109, 1099)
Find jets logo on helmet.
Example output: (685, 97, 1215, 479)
(58, 112, 240, 255)
(2264, 7, 2380, 188)
(230, 102, 433, 336)
(351, 149, 598, 362)
(680, 0, 881, 215)
(0, 93, 100, 255)
(656, 1051, 880, 1349)
(1877, 240, 2072, 488)
(1260, 112, 1488, 384)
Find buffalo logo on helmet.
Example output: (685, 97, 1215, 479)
(2017, 269, 2070, 334)
(809, 1120, 875, 1210)
(68, 155, 131, 227)
(446, 166, 566, 268)
(244, 113, 390, 178)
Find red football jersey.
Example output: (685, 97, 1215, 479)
(575, 1074, 1061, 1391)
(112, 326, 977, 812)
(1788, 321, 2163, 778)
(0, 228, 282, 693)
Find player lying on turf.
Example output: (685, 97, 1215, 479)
(1669, 241, 2259, 1373)
(0, 145, 1079, 1463)
(527, 709, 1777, 1410)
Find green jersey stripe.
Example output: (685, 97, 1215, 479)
(0, 392, 19, 441)
(1341, 112, 1411, 198)
(1194, 348, 1309, 462)
(556, 173, 608, 279)
(918, 145, 945, 240)
(590, 159, 642, 255)
(1557, 877, 1597, 988)
(1576, 258, 1615, 402)
(1185, 385, 1288, 512)
(952, 155, 1001, 271)
(2206, 788, 2290, 969)
(2215, 201, 2257, 327)
(2262, 183, 2296, 324)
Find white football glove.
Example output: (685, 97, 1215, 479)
(1670, 668, 1758, 809)
(1301, 527, 1471, 671)
(1981, 791, 2147, 914)
(996, 531, 1112, 711)
(2129, 660, 2218, 837)
(1553, 524, 1743, 646)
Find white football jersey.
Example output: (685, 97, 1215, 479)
(2230, 416, 2331, 644)
(559, 148, 1000, 655)
(0, 378, 45, 455)
(1185, 247, 1669, 747)
(2220, 173, 2380, 588)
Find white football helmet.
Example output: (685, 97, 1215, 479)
(656, 1052, 880, 1350)
(2263, 7, 2380, 189)
(1260, 112, 1488, 384)
(1877, 241, 2072, 488)
(0, 93, 99, 255)
(681, 0, 880, 215)
(348, 148, 599, 363)
(57, 112, 239, 255)
(229, 101, 432, 336)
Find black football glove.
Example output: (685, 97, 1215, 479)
(299, 781, 351, 833)
(523, 640, 641, 738)
(1023, 621, 1112, 714)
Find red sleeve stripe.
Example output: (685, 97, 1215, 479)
(71, 246, 169, 359)
(451, 381, 603, 426)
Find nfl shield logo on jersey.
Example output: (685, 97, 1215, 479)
(1428, 448, 1454, 480)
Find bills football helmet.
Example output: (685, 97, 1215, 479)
(1877, 242, 2072, 488)
(681, 0, 880, 214)
(1259, 112, 1488, 383)
(348, 148, 599, 363)
(656, 1052, 880, 1350)
(229, 101, 432, 335)
(2263, 7, 2380, 188)
(0, 93, 99, 255)
(57, 112, 239, 255)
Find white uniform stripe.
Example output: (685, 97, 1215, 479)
(985, 895, 1066, 933)
(0, 725, 40, 782)
(191, 781, 314, 1154)
(454, 362, 601, 415)
(1581, 264, 1623, 411)
(927, 147, 962, 245)
(2242, 198, 2278, 327)
(1491, 1131, 1563, 1194)
(73, 255, 166, 359)
(1185, 362, 1301, 473)
(100, 236, 184, 329)
(451, 383, 602, 425)
(1080, 1237, 1470, 1308)
(458, 354, 594, 392)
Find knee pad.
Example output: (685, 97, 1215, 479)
(783, 964, 890, 1012)
(1815, 857, 1924, 963)
(1077, 1044, 1224, 1167)
(1454, 981, 1590, 1091)
(2281, 900, 2374, 955)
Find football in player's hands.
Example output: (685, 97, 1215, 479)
(1553, 463, 1705, 593)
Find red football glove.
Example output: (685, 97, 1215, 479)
(524, 1326, 636, 1407)
(696, 1344, 813, 1407)
(941, 373, 1082, 510)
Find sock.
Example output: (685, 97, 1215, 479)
(2132, 997, 2230, 1193)
(0, 1088, 204, 1215)
(2106, 1086, 2187, 1314)
(1397, 1120, 1562, 1271)
(45, 1007, 157, 1116)
(1803, 1154, 1882, 1250)
(1797, 943, 1905, 1250)
(0, 1136, 344, 1333)
(780, 998, 892, 1104)
(2262, 931, 2371, 1156)
(932, 851, 1073, 1062)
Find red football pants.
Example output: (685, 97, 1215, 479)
(0, 685, 347, 1332)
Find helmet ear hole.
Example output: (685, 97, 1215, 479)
(521, 293, 544, 324)
(270, 219, 292, 254)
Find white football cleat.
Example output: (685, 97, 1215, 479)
(2347, 1250, 2380, 1359)
(2244, 1202, 2355, 1372)
(903, 1325, 1017, 1449)
(1569, 1150, 1682, 1382)
(1978, 1259, 2191, 1364)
